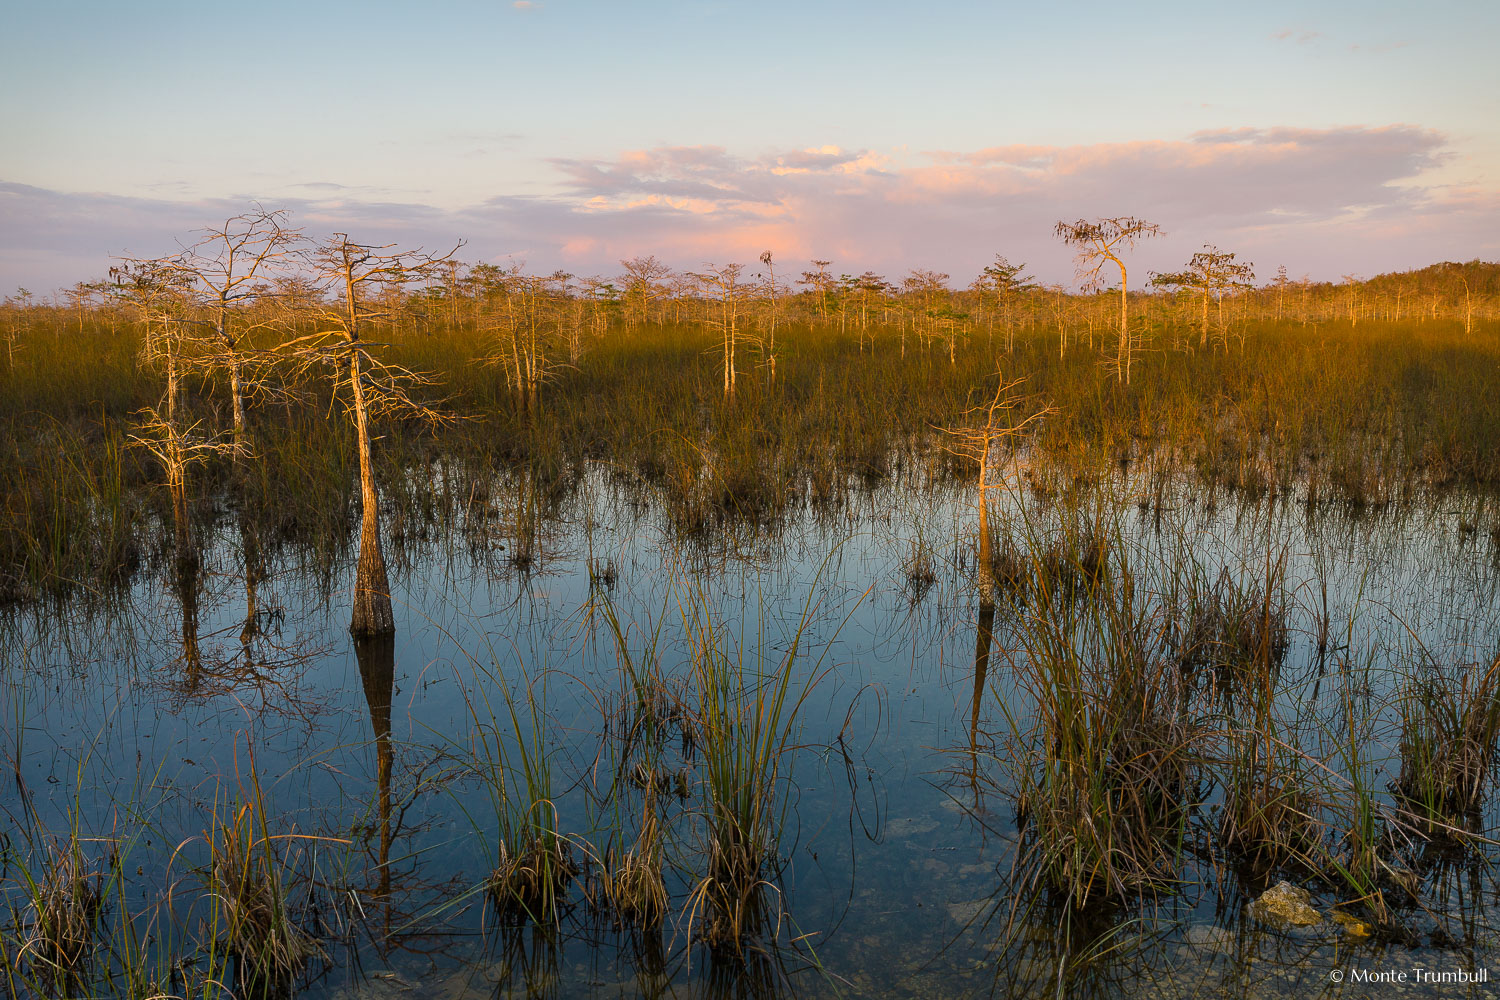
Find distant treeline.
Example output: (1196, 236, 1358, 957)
(5, 253, 1496, 352)
(0, 212, 1496, 607)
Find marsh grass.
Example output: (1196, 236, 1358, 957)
(1005, 599, 1200, 906)
(10, 838, 104, 988)
(1, 832, 194, 1000)
(1176, 555, 1319, 863)
(1320, 679, 1396, 922)
(1173, 563, 1290, 698)
(200, 779, 326, 992)
(1215, 680, 1320, 871)
(683, 593, 796, 953)
(678, 574, 850, 957)
(972, 488, 1500, 940)
(1393, 652, 1500, 826)
(1033, 523, 1109, 605)
(489, 817, 578, 928)
(994, 506, 1308, 907)
(4, 312, 1498, 604)
(1215, 686, 1320, 870)
(451, 653, 580, 927)
(583, 589, 689, 936)
(5, 293, 1500, 991)
(902, 538, 938, 603)
(595, 787, 669, 931)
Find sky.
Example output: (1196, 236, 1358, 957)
(2, 0, 1497, 294)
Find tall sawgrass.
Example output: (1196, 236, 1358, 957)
(1001, 526, 1202, 907)
(678, 575, 851, 956)
(6, 837, 104, 991)
(447, 647, 578, 927)
(190, 748, 329, 996)
(1393, 651, 1500, 825)
(5, 314, 1498, 603)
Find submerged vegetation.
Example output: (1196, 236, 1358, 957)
(2, 220, 1500, 996)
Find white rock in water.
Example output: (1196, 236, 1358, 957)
(1247, 880, 1322, 928)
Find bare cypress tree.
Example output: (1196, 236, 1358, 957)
(163, 208, 303, 450)
(1150, 245, 1254, 349)
(0, 289, 29, 369)
(852, 272, 888, 351)
(1446, 262, 1475, 336)
(800, 260, 834, 325)
(113, 256, 238, 572)
(902, 269, 952, 359)
(979, 255, 1035, 353)
(936, 373, 1054, 592)
(1054, 217, 1162, 384)
(111, 258, 195, 422)
(486, 265, 573, 410)
(687, 263, 746, 397)
(936, 368, 1053, 815)
(758, 251, 778, 382)
(280, 234, 460, 636)
(618, 255, 673, 329)
(127, 405, 237, 568)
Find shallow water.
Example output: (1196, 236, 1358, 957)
(5, 467, 1500, 998)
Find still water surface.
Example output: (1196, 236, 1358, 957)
(6, 469, 1500, 997)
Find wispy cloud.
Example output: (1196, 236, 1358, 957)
(1271, 28, 1324, 43)
(1, 126, 1492, 293)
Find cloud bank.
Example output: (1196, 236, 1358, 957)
(3, 125, 1494, 294)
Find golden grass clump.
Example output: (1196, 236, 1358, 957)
(19, 843, 103, 980)
(488, 829, 578, 924)
(595, 791, 668, 929)
(1393, 653, 1500, 824)
(206, 802, 324, 985)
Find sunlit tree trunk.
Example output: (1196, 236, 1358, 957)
(215, 295, 248, 446)
(344, 261, 396, 637)
(1117, 259, 1130, 385)
(1201, 286, 1210, 346)
(1054, 218, 1161, 387)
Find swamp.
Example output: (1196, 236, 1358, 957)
(3, 247, 1500, 998)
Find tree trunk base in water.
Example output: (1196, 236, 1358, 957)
(350, 578, 396, 636)
(350, 521, 396, 636)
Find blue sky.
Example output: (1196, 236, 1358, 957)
(2, 0, 1497, 292)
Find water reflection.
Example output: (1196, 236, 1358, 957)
(967, 597, 995, 811)
(354, 635, 394, 906)
(172, 535, 204, 697)
(6, 468, 1500, 998)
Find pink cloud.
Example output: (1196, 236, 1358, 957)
(1, 125, 1492, 293)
